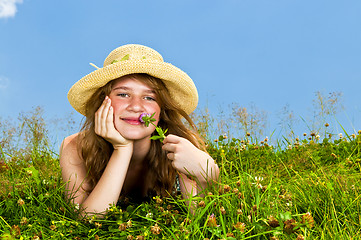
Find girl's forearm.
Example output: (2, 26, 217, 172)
(80, 146, 133, 216)
(195, 158, 219, 189)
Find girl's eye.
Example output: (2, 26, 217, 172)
(144, 96, 156, 101)
(117, 93, 129, 97)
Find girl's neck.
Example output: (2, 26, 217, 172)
(130, 138, 151, 165)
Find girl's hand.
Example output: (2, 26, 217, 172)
(162, 134, 214, 178)
(95, 96, 133, 149)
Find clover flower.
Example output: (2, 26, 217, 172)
(223, 184, 231, 192)
(17, 198, 25, 206)
(220, 206, 226, 215)
(296, 235, 305, 240)
(198, 200, 205, 207)
(153, 196, 163, 205)
(139, 112, 168, 142)
(233, 222, 246, 232)
(227, 232, 235, 237)
(301, 212, 314, 229)
(119, 223, 126, 231)
(139, 113, 155, 126)
(127, 220, 132, 228)
(207, 213, 219, 227)
(150, 223, 161, 235)
(11, 225, 21, 236)
(20, 217, 28, 225)
(283, 219, 297, 234)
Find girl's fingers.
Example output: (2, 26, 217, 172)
(93, 97, 132, 148)
(162, 143, 177, 153)
(94, 105, 103, 134)
(106, 105, 114, 128)
(167, 152, 175, 161)
(95, 97, 111, 135)
(97, 101, 107, 134)
(163, 134, 180, 144)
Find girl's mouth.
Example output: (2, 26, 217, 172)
(122, 118, 142, 125)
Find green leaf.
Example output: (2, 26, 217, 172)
(111, 54, 129, 64)
(150, 136, 163, 141)
(25, 166, 40, 186)
(326, 182, 334, 190)
(279, 211, 292, 221)
(120, 54, 129, 61)
(156, 127, 164, 136)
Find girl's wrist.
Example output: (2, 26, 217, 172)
(113, 141, 133, 151)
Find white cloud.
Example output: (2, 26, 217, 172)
(0, 0, 23, 19)
(0, 76, 10, 89)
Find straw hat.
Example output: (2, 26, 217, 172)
(68, 44, 198, 116)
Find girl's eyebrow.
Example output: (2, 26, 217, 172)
(112, 86, 156, 94)
(112, 86, 129, 91)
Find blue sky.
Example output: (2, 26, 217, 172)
(1, 0, 360, 142)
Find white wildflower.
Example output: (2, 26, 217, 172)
(252, 176, 264, 189)
(74, 203, 80, 210)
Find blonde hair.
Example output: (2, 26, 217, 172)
(78, 74, 205, 197)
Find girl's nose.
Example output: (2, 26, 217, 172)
(126, 97, 144, 112)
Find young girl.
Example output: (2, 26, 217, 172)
(60, 44, 219, 215)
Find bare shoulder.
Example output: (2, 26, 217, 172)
(60, 132, 83, 165)
(59, 132, 91, 201)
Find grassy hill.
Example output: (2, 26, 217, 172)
(0, 108, 360, 239)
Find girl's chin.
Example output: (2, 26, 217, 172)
(115, 123, 155, 140)
(123, 135, 150, 141)
(117, 130, 152, 141)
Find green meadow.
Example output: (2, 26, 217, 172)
(0, 97, 360, 239)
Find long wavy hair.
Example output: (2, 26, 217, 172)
(78, 73, 205, 197)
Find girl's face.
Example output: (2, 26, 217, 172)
(108, 75, 161, 140)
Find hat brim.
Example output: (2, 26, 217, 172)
(68, 59, 198, 116)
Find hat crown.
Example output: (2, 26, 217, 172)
(103, 44, 164, 67)
(68, 44, 198, 116)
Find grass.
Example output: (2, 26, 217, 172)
(0, 107, 360, 239)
